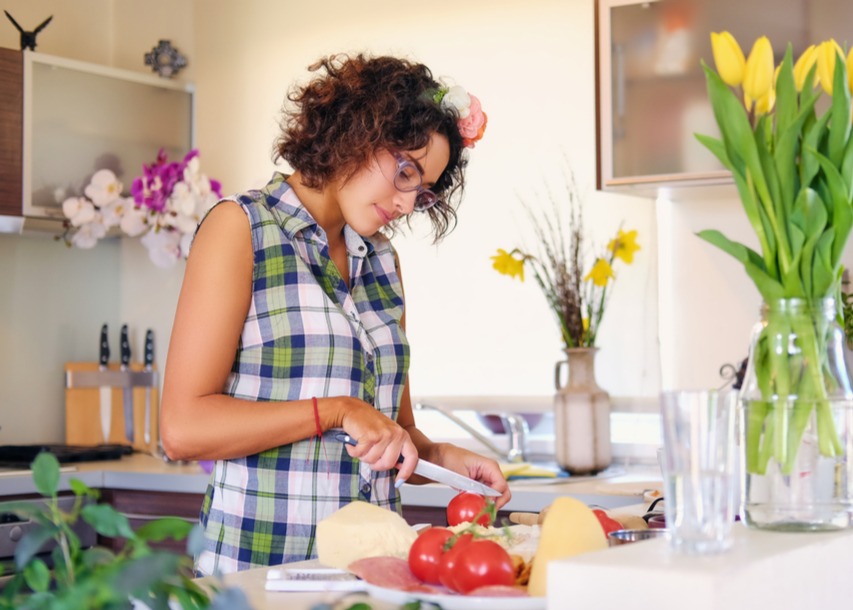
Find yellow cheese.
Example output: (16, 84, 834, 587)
(316, 500, 417, 570)
(527, 497, 608, 596)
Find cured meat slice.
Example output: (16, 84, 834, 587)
(466, 584, 530, 597)
(348, 556, 445, 593)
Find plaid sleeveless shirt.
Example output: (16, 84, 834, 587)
(196, 173, 410, 575)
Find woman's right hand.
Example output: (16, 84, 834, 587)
(338, 398, 418, 480)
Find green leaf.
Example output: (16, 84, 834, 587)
(828, 52, 852, 167)
(22, 559, 50, 593)
(136, 517, 193, 543)
(68, 478, 99, 500)
(81, 546, 116, 569)
(31, 452, 60, 498)
(813, 230, 837, 296)
(186, 523, 206, 556)
(696, 230, 785, 299)
(14, 524, 56, 571)
(695, 133, 735, 171)
(801, 111, 831, 187)
(81, 504, 135, 539)
(810, 147, 853, 266)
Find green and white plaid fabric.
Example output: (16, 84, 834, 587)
(196, 173, 410, 575)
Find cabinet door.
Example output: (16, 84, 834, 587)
(0, 48, 22, 217)
(99, 488, 205, 555)
(595, 0, 853, 191)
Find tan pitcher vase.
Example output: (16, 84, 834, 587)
(554, 347, 612, 474)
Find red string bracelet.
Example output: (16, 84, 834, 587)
(312, 397, 323, 438)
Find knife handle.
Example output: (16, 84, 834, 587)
(334, 432, 405, 463)
(144, 329, 154, 369)
(120, 324, 131, 368)
(99, 324, 110, 368)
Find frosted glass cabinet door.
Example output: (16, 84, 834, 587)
(595, 0, 849, 191)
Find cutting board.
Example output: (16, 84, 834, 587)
(64, 361, 159, 452)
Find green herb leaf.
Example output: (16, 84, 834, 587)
(22, 558, 50, 593)
(136, 517, 193, 543)
(81, 504, 135, 539)
(31, 452, 60, 498)
(14, 524, 56, 571)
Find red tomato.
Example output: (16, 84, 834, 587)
(446, 492, 493, 527)
(450, 539, 515, 594)
(407, 527, 453, 584)
(438, 533, 474, 591)
(592, 508, 622, 536)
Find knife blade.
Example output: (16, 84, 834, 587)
(333, 432, 501, 497)
(98, 324, 111, 443)
(143, 329, 154, 445)
(119, 324, 134, 443)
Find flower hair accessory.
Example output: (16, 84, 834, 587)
(433, 85, 487, 148)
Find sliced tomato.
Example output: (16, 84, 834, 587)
(407, 527, 453, 585)
(446, 492, 493, 526)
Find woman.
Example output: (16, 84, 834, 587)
(160, 53, 507, 576)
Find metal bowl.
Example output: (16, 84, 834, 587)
(607, 528, 668, 546)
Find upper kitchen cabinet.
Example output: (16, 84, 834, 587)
(0, 48, 22, 219)
(595, 0, 853, 195)
(0, 50, 194, 233)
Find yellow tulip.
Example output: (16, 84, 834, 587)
(743, 36, 775, 102)
(793, 44, 818, 91)
(754, 87, 776, 115)
(710, 31, 746, 87)
(817, 39, 844, 95)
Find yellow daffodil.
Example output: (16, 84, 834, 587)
(710, 31, 746, 87)
(490, 248, 525, 281)
(817, 39, 845, 95)
(793, 44, 818, 91)
(607, 229, 641, 264)
(743, 36, 775, 103)
(584, 258, 615, 287)
(582, 317, 590, 332)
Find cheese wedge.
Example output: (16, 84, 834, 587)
(316, 501, 417, 570)
(527, 497, 608, 596)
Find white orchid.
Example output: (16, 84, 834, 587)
(119, 203, 149, 237)
(62, 197, 97, 227)
(69, 220, 107, 249)
(84, 169, 123, 207)
(141, 227, 182, 268)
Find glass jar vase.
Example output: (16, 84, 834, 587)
(739, 297, 853, 530)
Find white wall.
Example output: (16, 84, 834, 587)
(4, 0, 831, 444)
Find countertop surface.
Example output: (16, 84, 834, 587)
(0, 452, 663, 512)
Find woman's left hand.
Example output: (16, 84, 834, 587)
(431, 444, 511, 509)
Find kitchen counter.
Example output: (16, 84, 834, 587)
(0, 453, 662, 513)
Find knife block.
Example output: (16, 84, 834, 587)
(64, 361, 159, 452)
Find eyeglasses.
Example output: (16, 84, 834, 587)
(390, 152, 439, 213)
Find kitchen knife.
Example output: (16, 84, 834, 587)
(119, 324, 134, 443)
(333, 432, 501, 497)
(98, 324, 111, 443)
(143, 329, 154, 445)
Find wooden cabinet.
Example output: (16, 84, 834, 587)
(0, 48, 22, 218)
(98, 488, 205, 555)
(595, 0, 853, 193)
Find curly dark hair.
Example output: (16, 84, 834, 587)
(274, 53, 469, 242)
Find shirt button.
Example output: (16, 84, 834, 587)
(358, 245, 365, 252)
(365, 351, 374, 362)
(361, 483, 371, 495)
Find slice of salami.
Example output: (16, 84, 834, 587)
(466, 584, 530, 597)
(348, 556, 439, 591)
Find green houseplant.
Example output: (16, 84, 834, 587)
(699, 32, 853, 529)
(0, 452, 251, 609)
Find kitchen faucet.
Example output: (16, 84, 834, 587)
(414, 403, 528, 463)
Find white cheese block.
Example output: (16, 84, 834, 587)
(316, 501, 417, 570)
